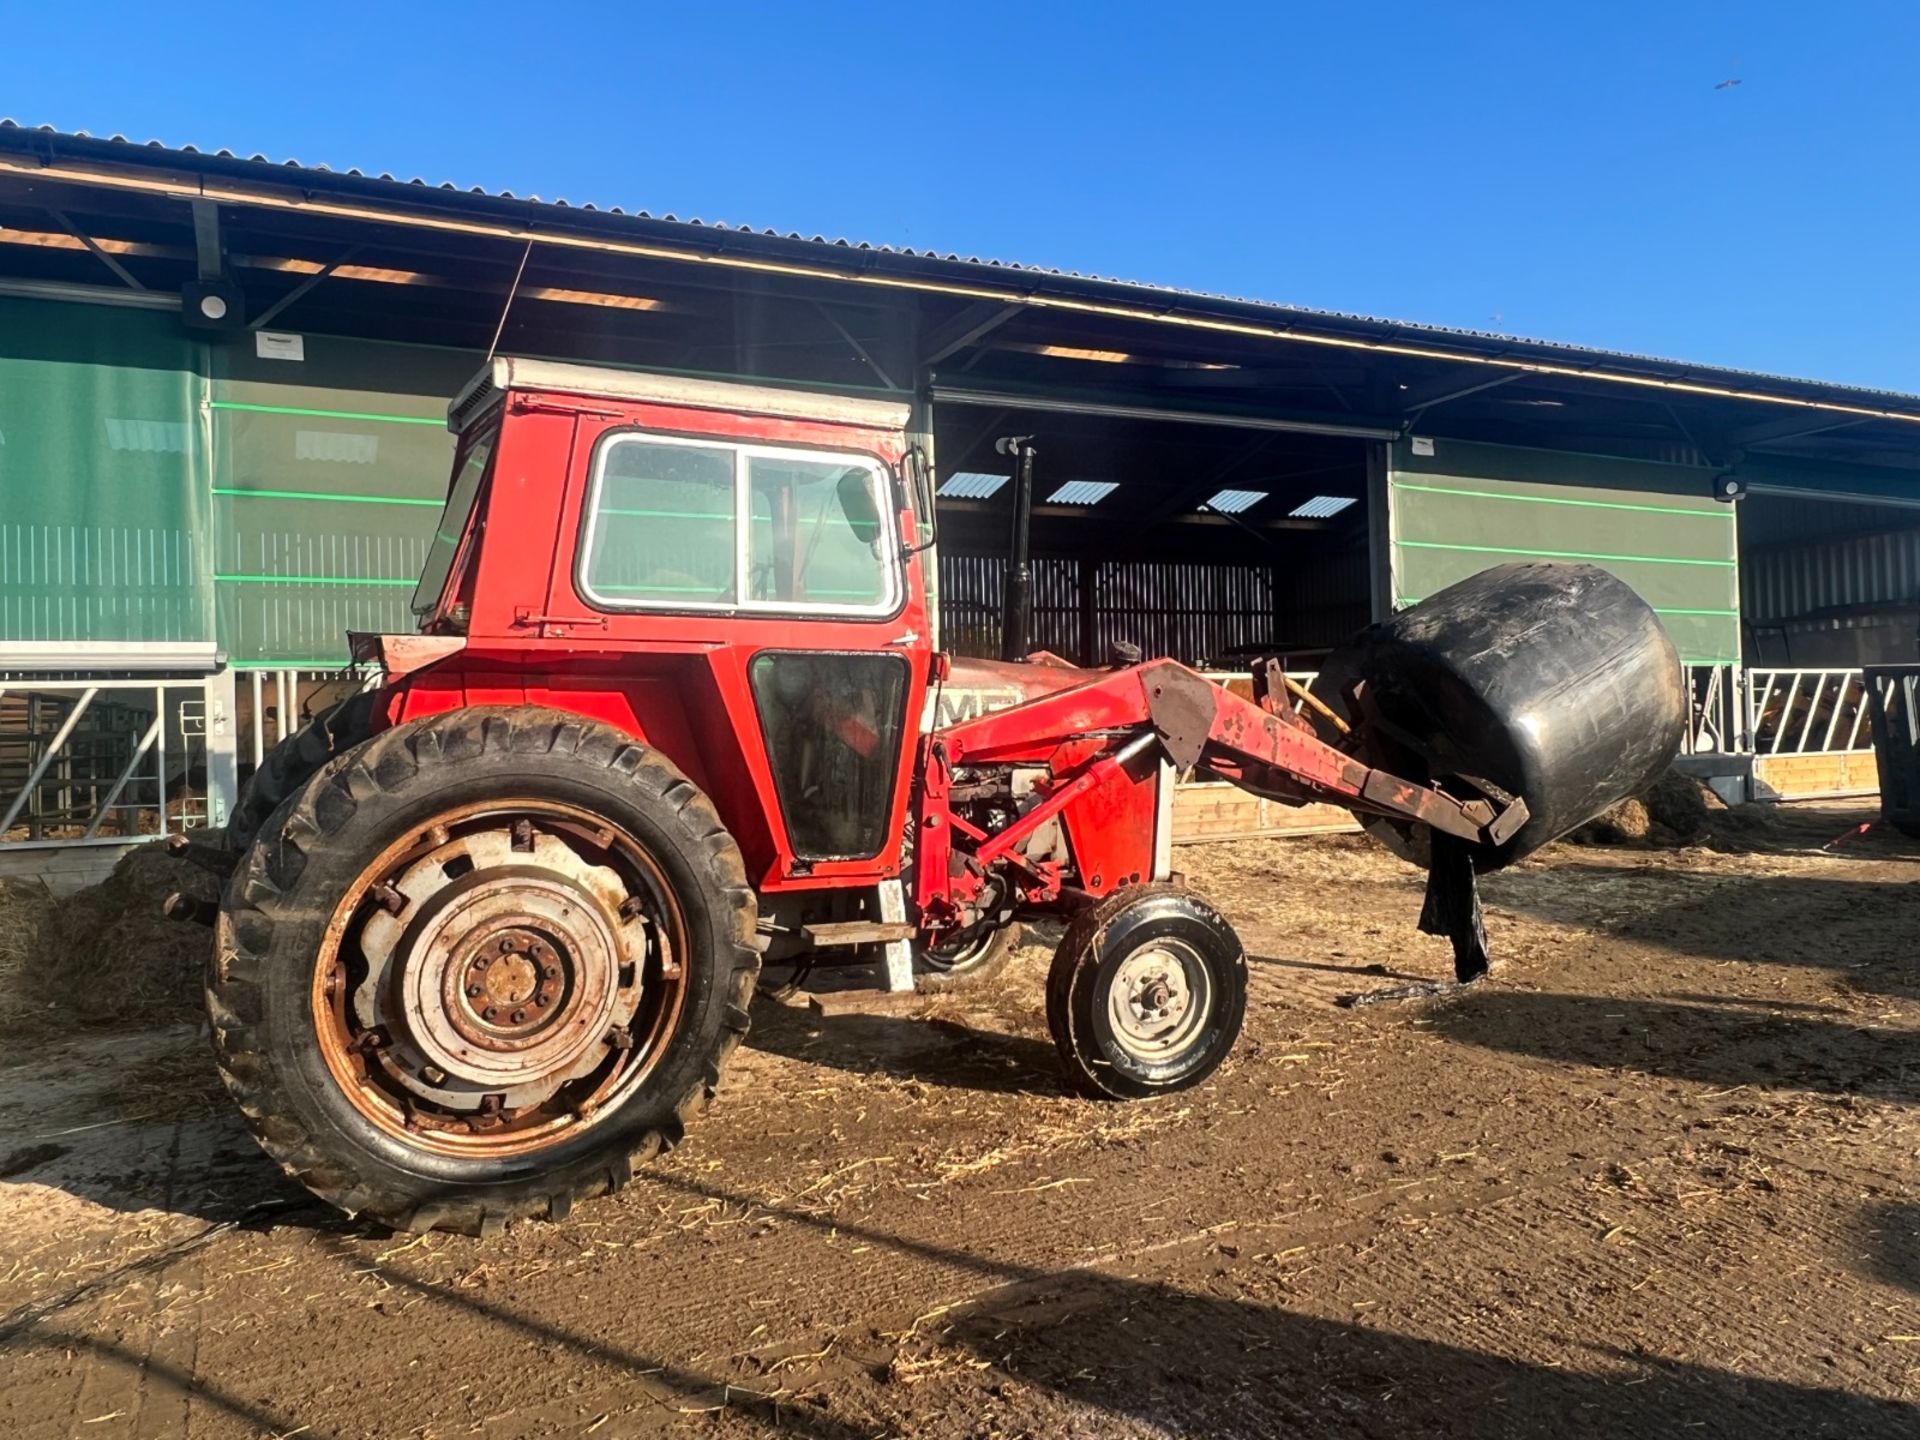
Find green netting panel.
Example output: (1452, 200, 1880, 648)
(209, 333, 479, 664)
(1389, 438, 1740, 666)
(0, 296, 212, 645)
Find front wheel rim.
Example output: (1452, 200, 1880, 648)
(1104, 938, 1212, 1064)
(311, 798, 689, 1159)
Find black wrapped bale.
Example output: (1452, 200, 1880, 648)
(1311, 562, 1688, 870)
(1863, 665, 1920, 841)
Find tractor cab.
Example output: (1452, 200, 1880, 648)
(365, 359, 943, 900)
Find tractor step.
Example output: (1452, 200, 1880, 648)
(801, 920, 918, 948)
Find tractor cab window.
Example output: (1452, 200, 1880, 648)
(579, 431, 898, 616)
(747, 456, 889, 608)
(411, 427, 496, 624)
(581, 439, 738, 606)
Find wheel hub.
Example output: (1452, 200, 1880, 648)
(1108, 942, 1208, 1061)
(438, 914, 582, 1054)
(352, 826, 648, 1113)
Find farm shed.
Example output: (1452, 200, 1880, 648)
(1, 121, 1918, 878)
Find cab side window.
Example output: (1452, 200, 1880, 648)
(746, 455, 889, 608)
(580, 437, 737, 606)
(580, 431, 897, 615)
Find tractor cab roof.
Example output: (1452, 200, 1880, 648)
(448, 356, 912, 436)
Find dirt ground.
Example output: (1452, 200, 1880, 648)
(2, 808, 1918, 1438)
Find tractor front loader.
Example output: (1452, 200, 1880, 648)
(178, 360, 1685, 1234)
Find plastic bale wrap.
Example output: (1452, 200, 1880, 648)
(1312, 562, 1688, 871)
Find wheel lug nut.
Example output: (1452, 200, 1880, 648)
(483, 1006, 499, 1021)
(535, 995, 550, 1007)
(542, 964, 559, 979)
(511, 1007, 528, 1023)
(498, 937, 515, 954)
(466, 983, 484, 998)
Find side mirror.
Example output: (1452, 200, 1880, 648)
(903, 447, 937, 554)
(837, 468, 882, 545)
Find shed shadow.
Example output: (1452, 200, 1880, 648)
(1426, 988, 1920, 1104)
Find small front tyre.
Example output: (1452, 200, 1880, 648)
(1045, 884, 1246, 1100)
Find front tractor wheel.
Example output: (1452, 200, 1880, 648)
(208, 707, 759, 1235)
(1045, 884, 1247, 1100)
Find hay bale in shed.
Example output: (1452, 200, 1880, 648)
(1572, 797, 1653, 846)
(1643, 769, 1714, 837)
(6, 841, 217, 1027)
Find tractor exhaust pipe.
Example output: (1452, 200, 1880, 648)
(996, 435, 1036, 662)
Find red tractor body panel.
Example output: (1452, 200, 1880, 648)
(382, 373, 934, 895)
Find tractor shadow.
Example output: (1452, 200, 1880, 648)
(918, 1267, 1918, 1439)
(325, 1174, 1920, 1437)
(746, 991, 1067, 1098)
(11, 1166, 1913, 1438)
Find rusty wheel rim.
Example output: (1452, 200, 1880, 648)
(312, 799, 690, 1158)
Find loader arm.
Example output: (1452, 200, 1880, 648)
(935, 658, 1523, 847)
(916, 658, 1525, 951)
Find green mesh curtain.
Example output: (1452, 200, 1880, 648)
(0, 295, 213, 646)
(1389, 437, 1741, 666)
(208, 333, 477, 665)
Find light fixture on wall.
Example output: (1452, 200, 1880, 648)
(182, 278, 245, 330)
(1711, 474, 1746, 504)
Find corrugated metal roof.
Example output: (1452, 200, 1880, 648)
(4, 119, 1918, 411)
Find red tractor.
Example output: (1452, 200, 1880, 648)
(189, 360, 1684, 1234)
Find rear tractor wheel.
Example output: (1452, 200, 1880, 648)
(227, 688, 378, 853)
(1045, 883, 1247, 1100)
(208, 707, 760, 1235)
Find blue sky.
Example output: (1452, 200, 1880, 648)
(6, 2, 1917, 390)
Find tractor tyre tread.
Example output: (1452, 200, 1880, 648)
(207, 705, 759, 1236)
(226, 689, 379, 854)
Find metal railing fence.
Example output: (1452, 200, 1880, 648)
(1745, 668, 1876, 757)
(0, 677, 216, 848)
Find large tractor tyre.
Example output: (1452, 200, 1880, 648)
(1045, 884, 1247, 1101)
(914, 922, 1025, 994)
(207, 706, 760, 1235)
(227, 689, 379, 853)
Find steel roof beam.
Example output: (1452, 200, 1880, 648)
(247, 244, 360, 330)
(813, 301, 901, 391)
(920, 301, 1023, 367)
(930, 383, 1400, 440)
(1725, 412, 1874, 449)
(45, 208, 145, 291)
(1402, 368, 1524, 416)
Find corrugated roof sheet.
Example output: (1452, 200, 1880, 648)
(3, 119, 1918, 410)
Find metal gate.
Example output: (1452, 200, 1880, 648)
(0, 675, 230, 849)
